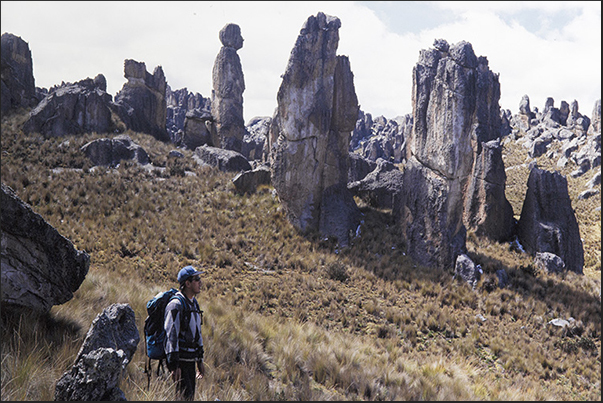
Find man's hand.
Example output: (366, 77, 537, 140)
(171, 367, 181, 383)
(196, 361, 205, 379)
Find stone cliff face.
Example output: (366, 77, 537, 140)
(270, 12, 360, 246)
(396, 39, 514, 271)
(1, 33, 38, 116)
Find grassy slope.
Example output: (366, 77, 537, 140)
(1, 109, 600, 400)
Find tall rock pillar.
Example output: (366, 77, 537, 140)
(270, 12, 360, 246)
(396, 39, 514, 271)
(211, 23, 246, 153)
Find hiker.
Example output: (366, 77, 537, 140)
(164, 265, 206, 400)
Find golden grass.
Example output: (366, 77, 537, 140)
(1, 109, 601, 400)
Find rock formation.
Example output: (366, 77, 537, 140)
(1, 183, 90, 313)
(113, 59, 170, 142)
(270, 12, 361, 246)
(81, 134, 150, 167)
(395, 39, 513, 270)
(232, 165, 271, 194)
(243, 116, 271, 161)
(348, 158, 404, 209)
(211, 23, 246, 152)
(23, 74, 114, 137)
(193, 144, 251, 173)
(182, 108, 215, 150)
(1, 33, 38, 116)
(55, 303, 139, 401)
(166, 85, 211, 145)
(516, 166, 584, 274)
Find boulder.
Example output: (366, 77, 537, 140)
(55, 303, 139, 401)
(534, 252, 566, 274)
(81, 134, 150, 167)
(113, 59, 169, 142)
(1, 33, 38, 116)
(193, 144, 251, 172)
(517, 167, 584, 274)
(23, 75, 114, 137)
(211, 23, 246, 152)
(181, 108, 214, 150)
(348, 159, 404, 209)
(348, 152, 377, 183)
(1, 183, 89, 313)
(232, 165, 271, 194)
(270, 12, 361, 246)
(454, 253, 481, 289)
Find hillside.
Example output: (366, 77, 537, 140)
(1, 108, 601, 401)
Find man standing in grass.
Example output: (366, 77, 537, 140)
(164, 266, 206, 400)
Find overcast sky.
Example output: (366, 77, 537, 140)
(2, 1, 601, 123)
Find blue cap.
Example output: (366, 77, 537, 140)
(177, 265, 205, 283)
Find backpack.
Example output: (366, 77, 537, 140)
(143, 288, 189, 387)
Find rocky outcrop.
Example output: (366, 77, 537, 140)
(270, 12, 360, 246)
(81, 134, 150, 167)
(211, 23, 246, 152)
(395, 39, 512, 270)
(588, 99, 601, 135)
(516, 166, 584, 274)
(1, 183, 89, 313)
(55, 303, 139, 401)
(113, 59, 169, 142)
(166, 85, 211, 144)
(243, 116, 271, 161)
(23, 75, 114, 137)
(193, 144, 251, 172)
(1, 33, 38, 116)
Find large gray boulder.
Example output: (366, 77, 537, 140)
(54, 303, 139, 401)
(348, 152, 377, 183)
(23, 75, 114, 137)
(270, 12, 361, 246)
(193, 144, 251, 172)
(517, 167, 584, 274)
(232, 165, 271, 194)
(81, 134, 150, 167)
(348, 159, 404, 209)
(181, 108, 214, 151)
(1, 183, 89, 313)
(113, 59, 169, 142)
(1, 33, 38, 116)
(211, 23, 246, 153)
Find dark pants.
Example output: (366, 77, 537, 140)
(177, 360, 196, 401)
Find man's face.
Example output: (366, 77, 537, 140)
(188, 275, 202, 294)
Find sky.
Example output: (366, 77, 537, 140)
(1, 1, 601, 123)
